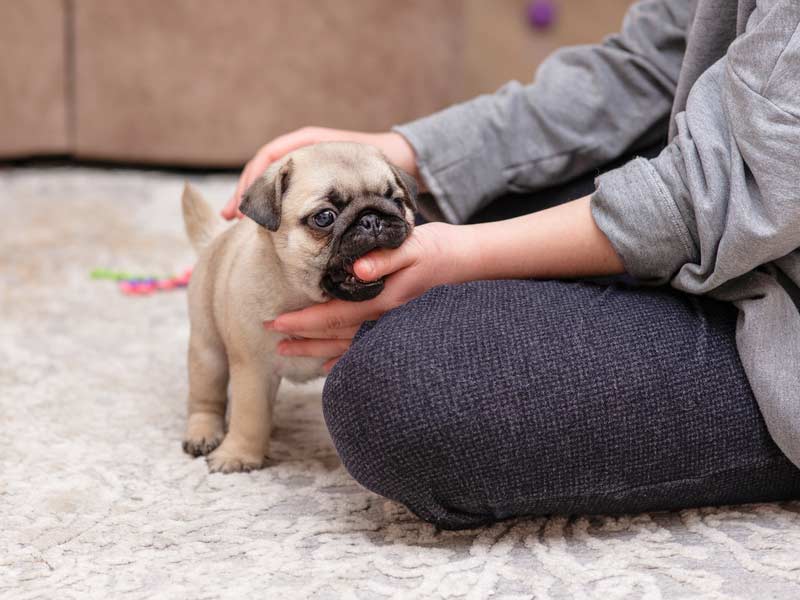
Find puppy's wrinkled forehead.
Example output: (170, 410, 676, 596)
(287, 144, 395, 213)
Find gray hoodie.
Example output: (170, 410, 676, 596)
(394, 0, 800, 469)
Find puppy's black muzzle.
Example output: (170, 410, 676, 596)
(322, 207, 410, 302)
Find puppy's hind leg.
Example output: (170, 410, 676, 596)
(183, 331, 228, 457)
(207, 363, 279, 473)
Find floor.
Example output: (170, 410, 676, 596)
(2, 166, 800, 599)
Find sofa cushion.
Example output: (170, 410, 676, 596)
(73, 0, 463, 167)
(0, 0, 69, 159)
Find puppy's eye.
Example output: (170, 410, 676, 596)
(311, 209, 337, 228)
(394, 198, 405, 211)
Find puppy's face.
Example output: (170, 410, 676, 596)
(240, 142, 417, 302)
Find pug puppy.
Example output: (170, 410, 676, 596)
(180, 142, 417, 473)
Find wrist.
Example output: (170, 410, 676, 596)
(457, 224, 488, 283)
(435, 223, 483, 285)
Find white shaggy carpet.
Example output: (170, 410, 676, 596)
(2, 166, 800, 600)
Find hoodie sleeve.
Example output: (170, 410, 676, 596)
(394, 0, 692, 223)
(590, 0, 800, 294)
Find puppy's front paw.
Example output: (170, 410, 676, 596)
(183, 412, 225, 457)
(206, 439, 267, 474)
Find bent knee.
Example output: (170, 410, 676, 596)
(322, 320, 493, 530)
(321, 332, 415, 500)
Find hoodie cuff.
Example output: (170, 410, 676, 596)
(393, 96, 508, 225)
(591, 157, 698, 284)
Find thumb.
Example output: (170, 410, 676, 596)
(354, 241, 418, 281)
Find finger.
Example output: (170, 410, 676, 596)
(224, 160, 254, 219)
(323, 357, 341, 374)
(221, 194, 240, 219)
(238, 157, 262, 200)
(268, 301, 382, 334)
(232, 144, 275, 212)
(260, 128, 319, 159)
(221, 199, 232, 219)
(354, 238, 419, 281)
(266, 319, 361, 340)
(277, 338, 351, 358)
(286, 325, 361, 340)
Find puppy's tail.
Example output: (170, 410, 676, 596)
(181, 183, 222, 253)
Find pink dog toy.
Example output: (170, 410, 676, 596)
(116, 268, 192, 296)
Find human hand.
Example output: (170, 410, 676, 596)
(266, 222, 471, 371)
(222, 127, 420, 220)
(267, 193, 628, 373)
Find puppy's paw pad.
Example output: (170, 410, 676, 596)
(206, 446, 267, 474)
(182, 435, 223, 457)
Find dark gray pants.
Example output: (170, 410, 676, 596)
(322, 151, 800, 530)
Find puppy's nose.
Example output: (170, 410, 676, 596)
(358, 213, 383, 234)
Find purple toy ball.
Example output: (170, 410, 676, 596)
(526, 0, 556, 30)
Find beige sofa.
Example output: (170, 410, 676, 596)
(0, 1, 70, 158)
(0, 0, 631, 167)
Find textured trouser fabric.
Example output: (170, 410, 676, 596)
(323, 280, 800, 530)
(321, 148, 800, 530)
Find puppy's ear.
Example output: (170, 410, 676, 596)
(240, 159, 293, 231)
(389, 163, 419, 212)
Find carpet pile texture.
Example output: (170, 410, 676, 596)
(2, 167, 800, 599)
